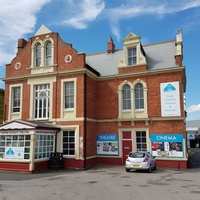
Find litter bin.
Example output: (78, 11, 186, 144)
(49, 152, 64, 170)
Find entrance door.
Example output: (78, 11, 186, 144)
(122, 131, 132, 164)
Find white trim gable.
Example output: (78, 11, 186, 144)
(34, 25, 52, 36)
(0, 121, 34, 130)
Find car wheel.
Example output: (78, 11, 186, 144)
(126, 168, 130, 172)
(148, 166, 152, 173)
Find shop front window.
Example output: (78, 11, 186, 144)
(0, 135, 30, 159)
(34, 134, 55, 159)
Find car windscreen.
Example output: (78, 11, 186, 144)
(129, 152, 145, 158)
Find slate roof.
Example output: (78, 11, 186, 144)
(86, 40, 177, 76)
(186, 120, 200, 129)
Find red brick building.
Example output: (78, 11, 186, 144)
(0, 25, 187, 173)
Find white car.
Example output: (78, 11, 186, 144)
(125, 151, 156, 173)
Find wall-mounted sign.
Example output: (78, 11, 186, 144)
(97, 134, 119, 156)
(5, 147, 24, 159)
(160, 81, 180, 117)
(150, 134, 184, 158)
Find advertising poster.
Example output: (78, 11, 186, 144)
(5, 147, 24, 159)
(97, 134, 119, 156)
(160, 81, 180, 117)
(151, 134, 183, 158)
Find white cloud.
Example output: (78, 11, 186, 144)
(62, 0, 105, 29)
(187, 104, 200, 114)
(0, 0, 51, 66)
(105, 0, 200, 40)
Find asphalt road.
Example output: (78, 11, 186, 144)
(0, 165, 200, 200)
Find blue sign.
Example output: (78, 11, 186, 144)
(97, 134, 119, 156)
(151, 134, 184, 158)
(98, 134, 117, 141)
(151, 134, 183, 142)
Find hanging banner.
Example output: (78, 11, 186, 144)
(151, 134, 184, 158)
(97, 134, 119, 156)
(160, 81, 180, 117)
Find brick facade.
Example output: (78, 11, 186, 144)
(1, 26, 187, 172)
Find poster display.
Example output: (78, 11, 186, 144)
(5, 147, 24, 159)
(97, 134, 119, 156)
(151, 134, 183, 158)
(160, 81, 180, 117)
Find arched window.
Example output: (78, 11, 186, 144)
(45, 42, 52, 66)
(122, 84, 131, 110)
(35, 43, 41, 67)
(134, 83, 144, 109)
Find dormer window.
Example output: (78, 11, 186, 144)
(35, 43, 41, 67)
(128, 47, 136, 65)
(45, 41, 52, 66)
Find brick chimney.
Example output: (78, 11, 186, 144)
(107, 36, 115, 53)
(175, 30, 183, 66)
(17, 38, 27, 54)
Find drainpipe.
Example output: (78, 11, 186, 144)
(84, 73, 87, 170)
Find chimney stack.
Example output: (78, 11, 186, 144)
(175, 30, 183, 66)
(107, 36, 115, 53)
(17, 38, 27, 54)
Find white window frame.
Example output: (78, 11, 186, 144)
(128, 47, 137, 65)
(30, 37, 54, 73)
(134, 83, 144, 110)
(34, 134, 55, 160)
(11, 87, 21, 112)
(61, 78, 77, 119)
(28, 77, 55, 120)
(122, 84, 131, 110)
(61, 125, 80, 159)
(0, 134, 31, 160)
(9, 84, 23, 121)
(118, 80, 148, 119)
(35, 43, 41, 67)
(64, 81, 74, 109)
(45, 41, 52, 66)
(34, 84, 50, 119)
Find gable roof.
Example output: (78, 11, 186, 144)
(34, 25, 52, 36)
(0, 119, 60, 131)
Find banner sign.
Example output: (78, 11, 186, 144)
(97, 134, 119, 156)
(151, 134, 184, 158)
(160, 81, 180, 117)
(5, 147, 24, 159)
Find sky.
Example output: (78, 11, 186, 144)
(0, 0, 200, 121)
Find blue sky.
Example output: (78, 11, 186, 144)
(0, 0, 200, 121)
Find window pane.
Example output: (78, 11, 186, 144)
(134, 83, 144, 109)
(128, 47, 136, 65)
(64, 82, 74, 109)
(63, 131, 75, 156)
(45, 42, 52, 66)
(12, 87, 21, 112)
(122, 84, 131, 110)
(34, 134, 55, 160)
(136, 131, 147, 151)
(34, 84, 50, 119)
(35, 43, 41, 67)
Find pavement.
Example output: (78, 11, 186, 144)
(0, 164, 200, 200)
